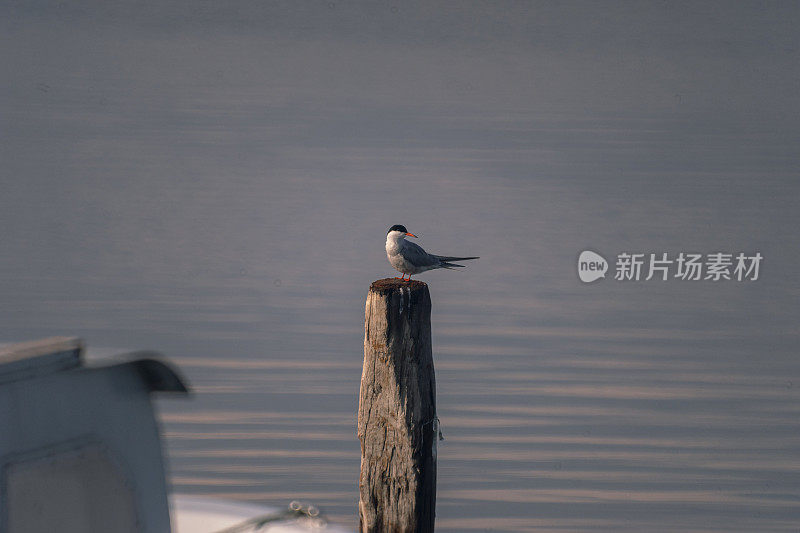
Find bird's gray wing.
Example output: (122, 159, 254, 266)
(434, 255, 479, 262)
(432, 255, 479, 269)
(402, 241, 441, 267)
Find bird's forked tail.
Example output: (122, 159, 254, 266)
(437, 256, 479, 269)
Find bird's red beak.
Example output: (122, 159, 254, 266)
(405, 232, 418, 238)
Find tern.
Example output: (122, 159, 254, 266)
(385, 224, 479, 280)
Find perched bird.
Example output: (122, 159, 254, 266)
(385, 224, 479, 280)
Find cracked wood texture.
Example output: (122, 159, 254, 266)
(358, 278, 437, 533)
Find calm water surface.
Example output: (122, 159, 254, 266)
(2, 5, 800, 531)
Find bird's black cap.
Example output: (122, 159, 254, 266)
(388, 224, 408, 234)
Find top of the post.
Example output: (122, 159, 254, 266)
(370, 278, 428, 296)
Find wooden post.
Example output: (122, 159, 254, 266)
(358, 278, 438, 533)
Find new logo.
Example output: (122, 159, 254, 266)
(578, 251, 608, 283)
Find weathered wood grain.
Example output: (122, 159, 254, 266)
(358, 278, 437, 533)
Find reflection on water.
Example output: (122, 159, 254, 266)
(155, 319, 800, 531)
(2, 8, 800, 531)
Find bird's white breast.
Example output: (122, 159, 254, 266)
(386, 236, 416, 274)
